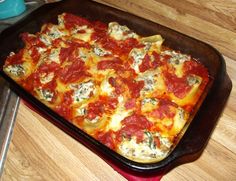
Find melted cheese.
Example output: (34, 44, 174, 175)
(162, 50, 190, 77)
(40, 72, 54, 84)
(4, 64, 25, 79)
(78, 48, 90, 62)
(108, 22, 138, 40)
(4, 51, 30, 78)
(48, 48, 61, 64)
(35, 88, 54, 102)
(107, 96, 131, 131)
(56, 80, 70, 92)
(40, 25, 68, 46)
(47, 25, 67, 39)
(141, 98, 159, 113)
(72, 80, 95, 103)
(138, 70, 166, 97)
(37, 47, 47, 53)
(141, 35, 163, 53)
(72, 27, 93, 42)
(39, 34, 51, 46)
(170, 76, 202, 106)
(130, 48, 146, 73)
(108, 108, 130, 131)
(118, 133, 172, 163)
(93, 46, 111, 56)
(100, 78, 114, 96)
(170, 108, 188, 136)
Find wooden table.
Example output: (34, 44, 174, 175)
(2, 0, 236, 180)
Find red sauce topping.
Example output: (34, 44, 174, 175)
(99, 36, 120, 54)
(22, 73, 40, 92)
(119, 38, 140, 55)
(108, 76, 144, 98)
(5, 49, 24, 65)
(138, 52, 163, 72)
(164, 72, 191, 98)
(30, 47, 40, 63)
(54, 90, 73, 120)
(97, 57, 124, 71)
(139, 54, 152, 73)
(59, 42, 90, 63)
(97, 113, 154, 149)
(59, 59, 89, 84)
(93, 21, 107, 31)
(91, 29, 106, 42)
(92, 30, 139, 56)
(38, 61, 60, 74)
(42, 78, 57, 91)
(63, 13, 91, 29)
(117, 114, 153, 143)
(152, 51, 163, 67)
(59, 46, 75, 63)
(184, 61, 209, 82)
(108, 77, 124, 95)
(21, 32, 45, 48)
(150, 99, 177, 120)
(86, 96, 118, 120)
(125, 98, 136, 109)
(96, 130, 116, 150)
(122, 78, 144, 98)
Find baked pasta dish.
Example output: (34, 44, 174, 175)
(3, 13, 209, 163)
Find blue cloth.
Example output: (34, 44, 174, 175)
(0, 0, 26, 20)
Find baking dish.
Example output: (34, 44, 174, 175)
(0, 0, 232, 175)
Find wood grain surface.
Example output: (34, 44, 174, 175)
(1, 0, 236, 180)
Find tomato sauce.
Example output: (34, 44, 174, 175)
(54, 90, 73, 120)
(139, 54, 153, 72)
(93, 21, 107, 31)
(152, 51, 163, 67)
(119, 38, 139, 55)
(86, 96, 118, 120)
(59, 46, 75, 63)
(100, 36, 121, 54)
(139, 52, 163, 72)
(122, 78, 144, 98)
(96, 130, 116, 150)
(108, 77, 125, 95)
(183, 60, 209, 89)
(150, 99, 177, 120)
(92, 30, 139, 56)
(151, 106, 171, 120)
(30, 47, 40, 64)
(97, 57, 124, 71)
(5, 49, 24, 65)
(184, 60, 209, 79)
(22, 72, 40, 92)
(38, 61, 60, 74)
(59, 59, 89, 84)
(124, 98, 136, 109)
(164, 72, 191, 98)
(21, 32, 46, 48)
(108, 75, 144, 98)
(117, 114, 153, 143)
(63, 13, 91, 29)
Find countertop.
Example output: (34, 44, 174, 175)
(1, 0, 236, 180)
